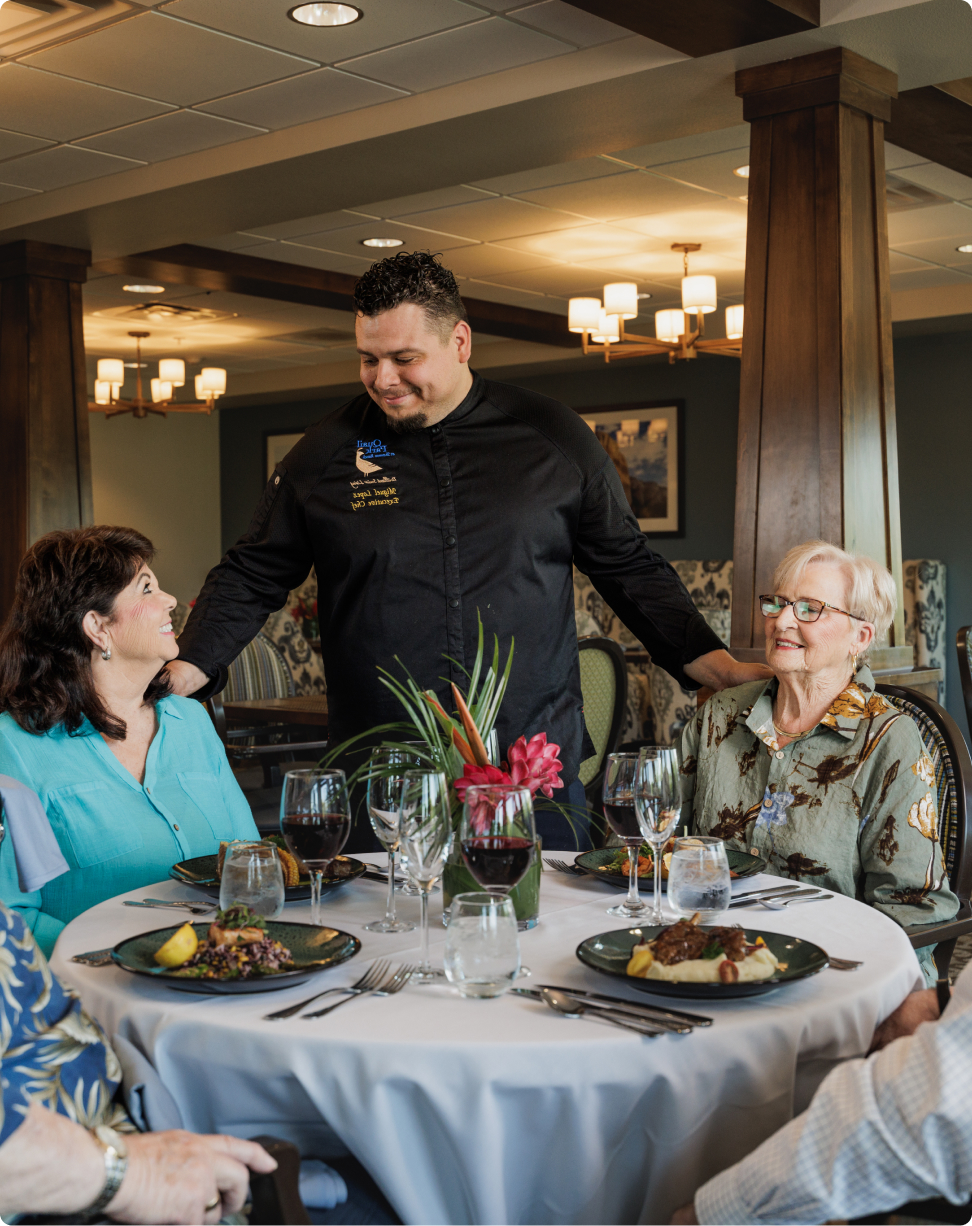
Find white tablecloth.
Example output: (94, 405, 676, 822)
(52, 857, 923, 1225)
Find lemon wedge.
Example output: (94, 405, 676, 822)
(154, 922, 199, 967)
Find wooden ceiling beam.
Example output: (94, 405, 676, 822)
(561, 0, 817, 58)
(90, 243, 580, 350)
(887, 82, 972, 180)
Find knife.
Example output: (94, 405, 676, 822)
(534, 984, 713, 1027)
(729, 889, 827, 909)
(729, 884, 806, 901)
(512, 987, 687, 1033)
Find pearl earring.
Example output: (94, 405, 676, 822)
(102, 646, 111, 661)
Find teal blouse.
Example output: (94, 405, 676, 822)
(0, 695, 258, 955)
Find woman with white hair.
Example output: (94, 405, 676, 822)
(680, 540, 958, 986)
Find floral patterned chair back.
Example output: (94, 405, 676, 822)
(262, 572, 326, 697)
(903, 560, 946, 705)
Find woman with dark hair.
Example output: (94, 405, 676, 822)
(0, 527, 257, 954)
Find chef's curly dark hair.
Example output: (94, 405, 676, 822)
(0, 526, 171, 739)
(353, 250, 467, 337)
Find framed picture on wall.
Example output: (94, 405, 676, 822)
(265, 430, 305, 480)
(578, 401, 684, 537)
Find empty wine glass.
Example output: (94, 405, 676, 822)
(219, 842, 284, 919)
(634, 747, 682, 925)
(365, 746, 417, 933)
(601, 752, 648, 919)
(280, 769, 350, 926)
(398, 769, 452, 984)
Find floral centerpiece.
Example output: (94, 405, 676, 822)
(291, 594, 319, 643)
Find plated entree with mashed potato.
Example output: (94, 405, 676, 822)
(626, 915, 785, 984)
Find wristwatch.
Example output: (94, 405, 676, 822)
(83, 1124, 129, 1219)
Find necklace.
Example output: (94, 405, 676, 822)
(773, 721, 814, 741)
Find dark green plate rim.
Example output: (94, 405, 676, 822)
(112, 920, 361, 995)
(576, 924, 828, 998)
(574, 846, 767, 891)
(168, 853, 367, 901)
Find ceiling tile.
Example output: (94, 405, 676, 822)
(512, 170, 716, 221)
(0, 181, 40, 204)
(247, 240, 376, 274)
(612, 125, 749, 168)
(886, 201, 972, 245)
(890, 235, 972, 267)
(893, 161, 972, 202)
(478, 262, 608, 295)
(887, 249, 938, 273)
(463, 279, 552, 309)
(338, 17, 572, 92)
(0, 127, 53, 161)
(162, 0, 483, 60)
(507, 1, 630, 47)
(243, 210, 378, 240)
(395, 196, 585, 241)
(469, 156, 629, 196)
(884, 141, 930, 172)
(498, 222, 660, 262)
(0, 63, 173, 141)
(358, 185, 497, 217)
(199, 231, 276, 251)
(441, 243, 559, 278)
(582, 248, 745, 281)
(75, 110, 264, 161)
(197, 66, 405, 129)
(291, 219, 479, 255)
(615, 200, 749, 241)
(0, 145, 143, 191)
(889, 266, 972, 291)
(649, 149, 753, 199)
(24, 12, 314, 107)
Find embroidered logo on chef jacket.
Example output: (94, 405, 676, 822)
(350, 438, 400, 511)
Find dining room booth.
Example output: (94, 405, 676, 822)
(2, 2, 972, 1223)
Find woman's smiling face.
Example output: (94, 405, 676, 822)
(763, 561, 873, 678)
(101, 565, 178, 668)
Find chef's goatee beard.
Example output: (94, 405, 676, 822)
(387, 410, 429, 434)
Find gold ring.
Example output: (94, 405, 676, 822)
(205, 1194, 221, 1211)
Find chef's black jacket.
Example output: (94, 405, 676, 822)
(177, 373, 723, 784)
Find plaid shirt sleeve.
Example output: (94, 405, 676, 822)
(695, 963, 972, 1224)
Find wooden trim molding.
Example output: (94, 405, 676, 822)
(888, 83, 972, 180)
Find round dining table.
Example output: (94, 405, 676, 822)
(52, 854, 923, 1225)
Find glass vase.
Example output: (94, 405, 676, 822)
(442, 838, 540, 930)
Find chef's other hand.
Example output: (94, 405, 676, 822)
(670, 1202, 699, 1224)
(164, 660, 211, 697)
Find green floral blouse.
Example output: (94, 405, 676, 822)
(680, 666, 959, 985)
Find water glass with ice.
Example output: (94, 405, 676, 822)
(667, 836, 731, 923)
(444, 892, 520, 998)
(219, 841, 285, 918)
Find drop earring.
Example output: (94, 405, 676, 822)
(101, 646, 111, 661)
(851, 652, 859, 672)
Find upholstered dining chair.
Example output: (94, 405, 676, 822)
(956, 626, 972, 746)
(576, 636, 628, 837)
(875, 683, 972, 1012)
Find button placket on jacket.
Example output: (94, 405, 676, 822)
(430, 427, 465, 685)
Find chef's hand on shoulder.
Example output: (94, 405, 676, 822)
(685, 649, 774, 692)
(670, 1202, 699, 1224)
(164, 660, 211, 697)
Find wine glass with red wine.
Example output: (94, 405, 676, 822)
(459, 784, 536, 895)
(602, 752, 648, 919)
(280, 769, 351, 926)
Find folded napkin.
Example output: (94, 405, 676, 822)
(0, 774, 68, 893)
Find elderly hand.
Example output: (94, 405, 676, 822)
(685, 649, 774, 692)
(164, 660, 211, 698)
(107, 1129, 277, 1224)
(670, 1202, 699, 1224)
(868, 987, 940, 1053)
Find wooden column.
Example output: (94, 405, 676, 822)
(0, 241, 92, 616)
(731, 49, 910, 670)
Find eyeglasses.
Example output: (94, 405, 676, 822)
(759, 595, 864, 623)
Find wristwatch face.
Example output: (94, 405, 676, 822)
(93, 1124, 129, 1159)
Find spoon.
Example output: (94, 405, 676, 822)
(539, 988, 663, 1037)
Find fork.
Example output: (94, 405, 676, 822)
(758, 892, 833, 910)
(303, 964, 415, 1018)
(263, 959, 391, 1021)
(544, 857, 588, 876)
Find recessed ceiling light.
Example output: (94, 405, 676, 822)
(733, 164, 750, 178)
(361, 237, 404, 248)
(288, 3, 362, 26)
(957, 243, 972, 253)
(637, 292, 652, 299)
(123, 284, 165, 293)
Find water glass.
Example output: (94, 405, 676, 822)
(601, 752, 647, 920)
(280, 768, 350, 926)
(219, 842, 285, 919)
(365, 746, 418, 934)
(667, 836, 732, 923)
(635, 747, 682, 924)
(444, 892, 520, 998)
(399, 769, 452, 984)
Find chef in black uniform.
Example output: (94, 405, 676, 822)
(169, 252, 769, 849)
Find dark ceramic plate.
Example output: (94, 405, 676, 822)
(574, 847, 767, 890)
(112, 920, 360, 995)
(169, 854, 366, 901)
(576, 925, 828, 998)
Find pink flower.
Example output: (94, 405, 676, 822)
(453, 763, 512, 804)
(507, 733, 564, 799)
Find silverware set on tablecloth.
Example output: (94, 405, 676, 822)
(264, 959, 416, 1020)
(513, 985, 713, 1036)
